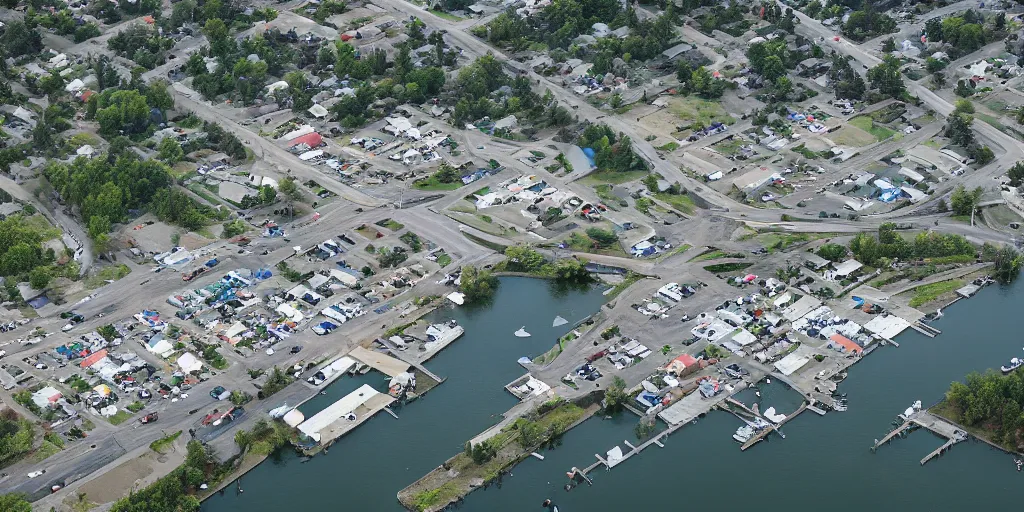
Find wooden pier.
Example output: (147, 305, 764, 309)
(872, 420, 913, 450)
(871, 411, 966, 464)
(579, 419, 687, 477)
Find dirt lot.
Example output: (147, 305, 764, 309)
(75, 446, 184, 505)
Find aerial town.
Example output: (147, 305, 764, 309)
(0, 0, 1022, 510)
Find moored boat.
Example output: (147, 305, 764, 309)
(1001, 357, 1023, 374)
(733, 424, 755, 443)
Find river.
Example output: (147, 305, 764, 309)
(203, 278, 1023, 512)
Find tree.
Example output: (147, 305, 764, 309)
(434, 163, 459, 184)
(1008, 162, 1024, 188)
(96, 89, 151, 137)
(146, 81, 174, 111)
(949, 184, 982, 216)
(881, 37, 896, 53)
(816, 243, 848, 261)
(603, 376, 628, 414)
(503, 246, 546, 272)
(0, 21, 43, 57)
(258, 185, 277, 204)
(954, 79, 974, 97)
(945, 112, 976, 148)
(278, 177, 301, 218)
(0, 493, 32, 512)
(867, 55, 905, 99)
(983, 243, 1022, 283)
(28, 267, 50, 289)
(157, 137, 184, 164)
(585, 227, 618, 248)
(458, 265, 499, 304)
(954, 99, 974, 114)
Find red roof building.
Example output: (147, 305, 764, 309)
(288, 132, 323, 148)
(80, 349, 109, 368)
(829, 334, 863, 354)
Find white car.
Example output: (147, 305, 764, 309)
(27, 470, 45, 478)
(0, 350, 6, 358)
(61, 323, 74, 332)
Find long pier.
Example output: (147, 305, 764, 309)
(579, 419, 685, 476)
(871, 410, 967, 464)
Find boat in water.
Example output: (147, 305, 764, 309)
(1001, 356, 1023, 374)
(897, 400, 922, 421)
(514, 326, 531, 337)
(733, 424, 755, 443)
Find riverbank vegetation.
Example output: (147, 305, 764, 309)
(401, 396, 596, 512)
(938, 369, 1024, 451)
(496, 246, 593, 284)
(458, 265, 499, 304)
(110, 441, 227, 512)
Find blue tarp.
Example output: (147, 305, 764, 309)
(582, 147, 596, 167)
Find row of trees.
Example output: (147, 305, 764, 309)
(848, 223, 975, 267)
(945, 100, 995, 165)
(108, 25, 176, 70)
(459, 265, 499, 304)
(502, 246, 593, 284)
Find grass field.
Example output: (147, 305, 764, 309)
(580, 169, 649, 185)
(413, 176, 463, 191)
(668, 96, 736, 127)
(849, 115, 896, 141)
(653, 192, 696, 214)
(906, 279, 964, 307)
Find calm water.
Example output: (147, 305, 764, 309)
(202, 277, 608, 511)
(204, 278, 1024, 512)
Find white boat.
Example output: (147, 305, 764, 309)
(552, 316, 568, 327)
(1002, 357, 1023, 374)
(763, 407, 786, 424)
(733, 424, 755, 443)
(423, 320, 464, 351)
(514, 327, 531, 337)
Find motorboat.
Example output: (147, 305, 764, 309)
(733, 424, 755, 443)
(1001, 357, 1023, 375)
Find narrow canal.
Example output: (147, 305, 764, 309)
(204, 279, 1024, 512)
(201, 277, 608, 511)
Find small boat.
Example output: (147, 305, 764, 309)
(733, 424, 755, 443)
(552, 316, 568, 327)
(514, 327, 531, 338)
(1001, 357, 1023, 374)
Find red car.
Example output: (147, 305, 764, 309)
(140, 412, 158, 424)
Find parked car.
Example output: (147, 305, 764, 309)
(210, 386, 229, 400)
(140, 412, 158, 424)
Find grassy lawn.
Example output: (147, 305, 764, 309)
(22, 214, 62, 240)
(436, 253, 452, 267)
(668, 96, 737, 127)
(703, 262, 753, 273)
(84, 264, 131, 289)
(32, 439, 62, 462)
(831, 125, 879, 147)
(413, 176, 463, 191)
(579, 169, 648, 185)
(849, 115, 896, 141)
(594, 184, 621, 208)
(429, 8, 464, 20)
(905, 279, 964, 308)
(376, 218, 405, 231)
(107, 410, 133, 425)
(713, 137, 744, 156)
(150, 431, 182, 454)
(605, 272, 644, 299)
(691, 249, 746, 262)
(566, 231, 627, 257)
(974, 113, 1007, 133)
(653, 192, 695, 214)
(656, 141, 680, 151)
(756, 232, 835, 253)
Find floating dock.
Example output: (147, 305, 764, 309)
(871, 410, 967, 465)
(297, 384, 395, 449)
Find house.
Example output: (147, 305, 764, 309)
(307, 104, 329, 118)
(828, 333, 863, 355)
(384, 116, 413, 136)
(665, 353, 699, 376)
(289, 132, 323, 148)
(493, 115, 517, 130)
(803, 252, 830, 270)
(832, 259, 863, 279)
(31, 386, 62, 409)
(177, 352, 204, 373)
(402, 149, 421, 165)
(146, 333, 175, 358)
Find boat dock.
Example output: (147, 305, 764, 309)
(370, 339, 446, 384)
(871, 410, 967, 465)
(580, 419, 684, 476)
(296, 384, 396, 453)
